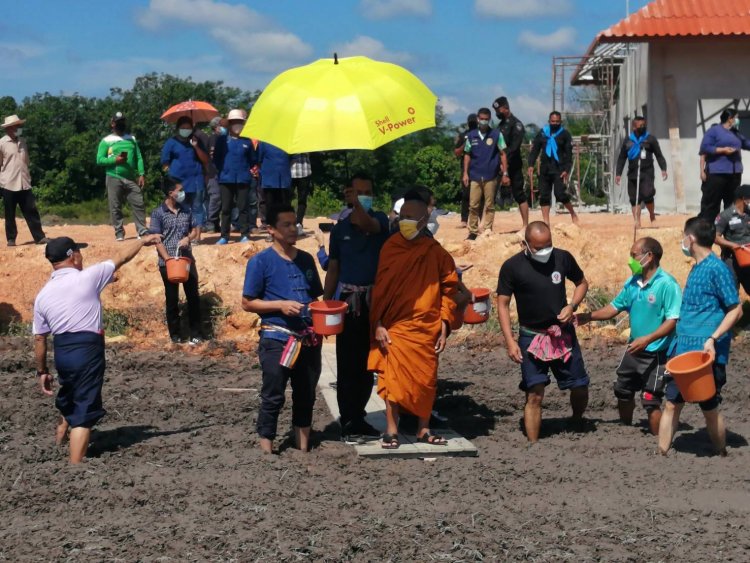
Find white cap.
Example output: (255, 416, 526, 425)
(227, 109, 247, 121)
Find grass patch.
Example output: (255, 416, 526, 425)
(41, 198, 111, 225)
(0, 319, 32, 336)
(199, 293, 231, 339)
(103, 309, 130, 337)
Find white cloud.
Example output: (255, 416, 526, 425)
(474, 0, 572, 18)
(518, 27, 576, 53)
(437, 95, 467, 116)
(136, 0, 312, 72)
(438, 83, 550, 126)
(332, 36, 414, 65)
(360, 0, 432, 19)
(0, 42, 48, 68)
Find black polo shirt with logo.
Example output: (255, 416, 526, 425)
(496, 248, 584, 330)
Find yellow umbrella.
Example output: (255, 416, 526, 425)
(242, 55, 437, 153)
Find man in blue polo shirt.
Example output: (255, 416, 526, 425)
(462, 107, 508, 241)
(257, 141, 291, 226)
(242, 204, 323, 454)
(578, 237, 682, 435)
(323, 173, 389, 442)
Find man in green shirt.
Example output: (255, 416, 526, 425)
(577, 237, 682, 435)
(96, 112, 148, 241)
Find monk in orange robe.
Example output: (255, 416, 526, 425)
(368, 193, 459, 449)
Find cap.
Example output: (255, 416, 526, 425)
(45, 237, 88, 263)
(492, 96, 509, 110)
(112, 111, 126, 122)
(227, 109, 247, 122)
(736, 185, 750, 200)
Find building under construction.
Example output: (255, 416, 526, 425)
(554, 0, 750, 214)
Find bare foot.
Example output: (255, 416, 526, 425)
(571, 214, 580, 226)
(55, 419, 69, 446)
(458, 222, 467, 229)
(259, 438, 274, 454)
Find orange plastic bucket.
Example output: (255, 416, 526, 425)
(165, 256, 192, 283)
(463, 288, 492, 324)
(665, 351, 716, 402)
(734, 245, 750, 268)
(309, 300, 348, 336)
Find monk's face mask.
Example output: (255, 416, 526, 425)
(399, 215, 425, 241)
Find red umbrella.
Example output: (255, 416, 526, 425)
(160, 100, 219, 124)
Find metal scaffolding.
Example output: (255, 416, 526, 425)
(552, 44, 633, 211)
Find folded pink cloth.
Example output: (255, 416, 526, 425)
(526, 325, 574, 362)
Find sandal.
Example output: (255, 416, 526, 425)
(417, 432, 448, 446)
(381, 433, 400, 449)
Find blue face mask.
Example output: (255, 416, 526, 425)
(219, 127, 227, 136)
(178, 128, 192, 139)
(358, 195, 373, 211)
(174, 190, 186, 203)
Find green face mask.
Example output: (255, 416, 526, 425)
(628, 255, 646, 275)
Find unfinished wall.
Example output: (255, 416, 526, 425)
(647, 39, 750, 213)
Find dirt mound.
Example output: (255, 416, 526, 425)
(0, 210, 701, 349)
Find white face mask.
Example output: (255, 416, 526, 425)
(15, 127, 23, 137)
(526, 242, 554, 263)
(681, 237, 692, 257)
(230, 124, 243, 135)
(178, 128, 192, 139)
(174, 190, 186, 203)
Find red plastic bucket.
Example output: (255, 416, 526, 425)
(165, 256, 192, 284)
(463, 288, 492, 324)
(666, 351, 716, 402)
(734, 245, 750, 268)
(309, 300, 348, 336)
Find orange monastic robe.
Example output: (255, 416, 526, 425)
(367, 234, 459, 418)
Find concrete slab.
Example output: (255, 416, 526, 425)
(318, 343, 478, 459)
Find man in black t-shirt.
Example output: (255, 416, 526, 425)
(496, 221, 590, 443)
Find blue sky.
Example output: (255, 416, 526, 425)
(2, 0, 649, 125)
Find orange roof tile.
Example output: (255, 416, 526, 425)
(599, 0, 750, 42)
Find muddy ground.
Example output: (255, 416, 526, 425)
(2, 332, 750, 562)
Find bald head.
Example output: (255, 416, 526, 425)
(400, 197, 428, 221)
(525, 221, 552, 250)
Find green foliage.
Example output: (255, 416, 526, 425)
(0, 319, 31, 336)
(42, 198, 110, 224)
(103, 309, 130, 336)
(306, 185, 342, 218)
(413, 145, 461, 204)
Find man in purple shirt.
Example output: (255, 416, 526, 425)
(699, 109, 750, 221)
(33, 234, 160, 464)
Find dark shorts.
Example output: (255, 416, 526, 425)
(614, 349, 667, 407)
(627, 175, 655, 206)
(538, 172, 570, 206)
(664, 362, 726, 411)
(53, 332, 106, 428)
(518, 326, 589, 392)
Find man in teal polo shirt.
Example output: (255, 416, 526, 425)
(577, 237, 682, 435)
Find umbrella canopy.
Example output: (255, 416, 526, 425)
(161, 100, 219, 124)
(242, 55, 437, 153)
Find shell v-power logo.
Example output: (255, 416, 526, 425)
(375, 107, 417, 135)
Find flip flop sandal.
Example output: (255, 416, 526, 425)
(417, 432, 448, 446)
(381, 433, 400, 449)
